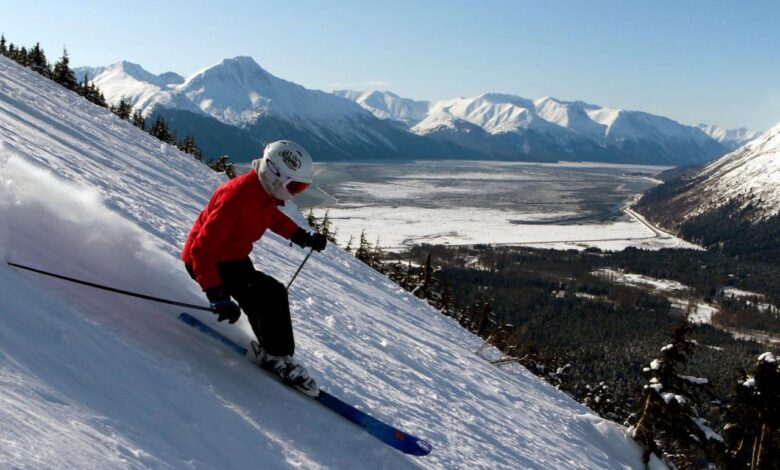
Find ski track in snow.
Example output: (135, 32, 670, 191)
(0, 56, 662, 469)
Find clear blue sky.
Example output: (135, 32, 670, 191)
(2, 0, 778, 129)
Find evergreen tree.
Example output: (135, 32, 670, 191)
(178, 135, 197, 154)
(97, 91, 108, 108)
(178, 135, 204, 162)
(355, 230, 372, 264)
(438, 281, 453, 316)
(27, 43, 49, 76)
(131, 110, 146, 130)
(371, 238, 385, 272)
(320, 210, 337, 243)
(0, 35, 7, 55)
(78, 73, 89, 97)
(84, 81, 107, 107)
(344, 235, 354, 253)
(14, 46, 29, 66)
(51, 48, 78, 90)
(306, 208, 320, 232)
(474, 295, 495, 336)
(721, 352, 780, 470)
(630, 322, 721, 468)
(401, 260, 416, 291)
(112, 96, 133, 120)
(413, 252, 438, 300)
(149, 116, 175, 144)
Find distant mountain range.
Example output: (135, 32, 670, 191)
(635, 123, 780, 261)
(696, 124, 763, 150)
(75, 57, 754, 165)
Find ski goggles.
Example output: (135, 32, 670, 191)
(286, 180, 310, 195)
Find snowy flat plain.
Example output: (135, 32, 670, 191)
(291, 161, 696, 251)
(0, 56, 661, 468)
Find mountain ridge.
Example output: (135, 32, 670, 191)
(635, 124, 780, 261)
(79, 57, 736, 165)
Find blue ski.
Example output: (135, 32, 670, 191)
(178, 312, 433, 456)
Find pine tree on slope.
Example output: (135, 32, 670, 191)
(27, 42, 49, 77)
(51, 48, 78, 90)
(305, 208, 320, 232)
(112, 96, 133, 121)
(630, 322, 722, 468)
(355, 230, 372, 265)
(721, 352, 780, 470)
(131, 110, 146, 131)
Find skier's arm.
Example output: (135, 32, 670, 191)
(268, 208, 299, 239)
(188, 193, 237, 290)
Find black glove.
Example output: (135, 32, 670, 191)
(205, 286, 241, 324)
(291, 227, 327, 252)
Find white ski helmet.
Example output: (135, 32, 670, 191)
(253, 140, 313, 200)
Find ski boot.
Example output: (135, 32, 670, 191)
(250, 341, 319, 397)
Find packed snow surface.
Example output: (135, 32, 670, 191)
(0, 56, 662, 468)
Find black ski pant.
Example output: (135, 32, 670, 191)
(187, 258, 295, 356)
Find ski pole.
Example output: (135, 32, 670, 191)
(286, 248, 313, 290)
(6, 261, 214, 312)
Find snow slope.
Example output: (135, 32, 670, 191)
(676, 123, 780, 220)
(0, 55, 660, 469)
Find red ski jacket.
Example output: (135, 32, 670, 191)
(182, 170, 299, 290)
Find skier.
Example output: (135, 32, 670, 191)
(182, 140, 326, 395)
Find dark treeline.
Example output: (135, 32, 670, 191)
(352, 241, 778, 469)
(0, 34, 235, 178)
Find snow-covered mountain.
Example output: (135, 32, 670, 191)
(334, 89, 731, 165)
(74, 61, 185, 111)
(78, 58, 466, 162)
(697, 123, 762, 150)
(667, 124, 780, 220)
(635, 125, 780, 259)
(333, 90, 429, 126)
(410, 94, 727, 165)
(80, 57, 730, 165)
(0, 55, 660, 469)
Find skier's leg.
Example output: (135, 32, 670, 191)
(213, 259, 295, 357)
(246, 270, 295, 357)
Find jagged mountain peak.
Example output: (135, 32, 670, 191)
(101, 61, 184, 87)
(185, 56, 272, 86)
(178, 57, 367, 125)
